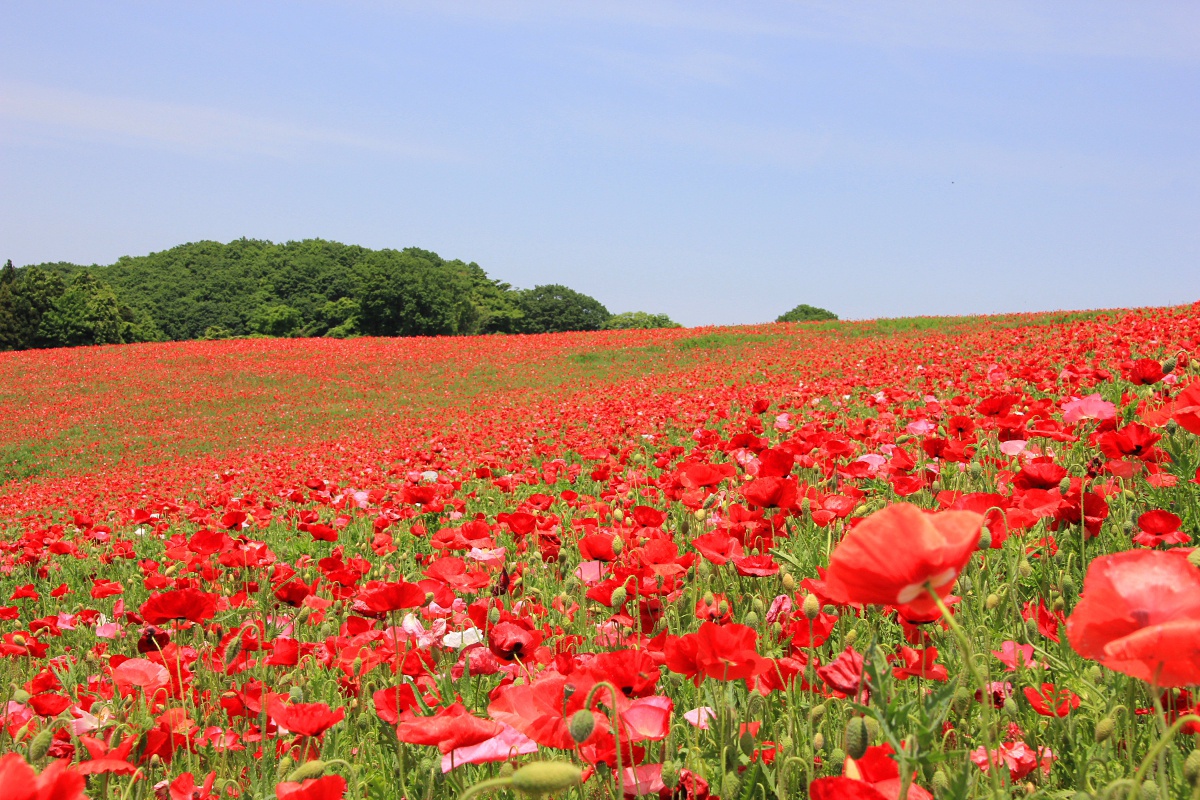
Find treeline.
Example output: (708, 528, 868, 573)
(0, 239, 682, 351)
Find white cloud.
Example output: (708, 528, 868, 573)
(0, 80, 460, 161)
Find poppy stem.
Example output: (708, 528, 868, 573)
(1126, 714, 1200, 797)
(927, 588, 1003, 797)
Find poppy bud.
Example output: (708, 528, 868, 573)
(721, 771, 740, 799)
(613, 509, 625, 523)
(610, 587, 627, 609)
(932, 770, 949, 796)
(845, 629, 858, 647)
(1051, 595, 1065, 613)
(1094, 717, 1116, 743)
(1063, 575, 1078, 596)
(812, 732, 826, 752)
(695, 508, 708, 521)
(1167, 420, 1179, 435)
(287, 760, 329, 782)
(488, 607, 502, 624)
(782, 572, 797, 591)
(802, 594, 821, 620)
(1019, 558, 1033, 578)
(929, 480, 942, 493)
(568, 709, 595, 744)
(828, 748, 845, 774)
(809, 704, 826, 724)
(977, 527, 992, 550)
(863, 716, 880, 745)
(1087, 665, 1105, 684)
(800, 498, 812, 513)
(509, 761, 583, 796)
(844, 717, 868, 760)
(703, 591, 715, 606)
(1184, 749, 1200, 786)
(225, 638, 243, 666)
(717, 599, 730, 616)
(968, 462, 982, 476)
(752, 597, 765, 614)
(1188, 549, 1200, 569)
(1140, 780, 1158, 799)
(1058, 477, 1072, 494)
(276, 756, 294, 779)
(28, 727, 52, 764)
(985, 593, 1001, 610)
(499, 763, 515, 778)
(1025, 617, 1039, 637)
(611, 537, 623, 556)
(289, 685, 304, 704)
(1163, 357, 1176, 374)
(11, 688, 30, 704)
(660, 761, 680, 790)
(743, 610, 759, 627)
(952, 687, 972, 715)
(739, 730, 755, 757)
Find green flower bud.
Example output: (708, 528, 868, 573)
(28, 727, 53, 764)
(782, 572, 797, 591)
(721, 772, 740, 800)
(488, 607, 502, 624)
(611, 537, 623, 556)
(812, 732, 826, 752)
(1094, 717, 1116, 743)
(1184, 749, 1200, 786)
(845, 629, 858, 647)
(1163, 357, 1177, 374)
(863, 716, 880, 745)
(931, 770, 950, 797)
(1188, 549, 1200, 570)
(568, 709, 596, 744)
(286, 760, 329, 782)
(844, 717, 868, 760)
(509, 761, 583, 797)
(276, 755, 294, 779)
(803, 594, 821, 620)
(289, 685, 304, 704)
(977, 527, 992, 550)
(1018, 558, 1033, 578)
(828, 748, 846, 775)
(739, 730, 756, 757)
(809, 704, 826, 724)
(1058, 476, 1072, 494)
(609, 586, 628, 609)
(743, 610, 760, 627)
(1140, 779, 1158, 799)
(986, 593, 1001, 610)
(660, 761, 680, 790)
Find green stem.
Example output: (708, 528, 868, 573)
(928, 589, 1003, 797)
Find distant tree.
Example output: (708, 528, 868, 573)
(601, 311, 682, 330)
(517, 285, 610, 333)
(249, 304, 304, 337)
(357, 251, 476, 337)
(776, 304, 838, 323)
(0, 260, 40, 351)
(37, 272, 128, 347)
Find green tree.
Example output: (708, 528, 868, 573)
(601, 311, 682, 330)
(37, 272, 128, 347)
(517, 284, 610, 333)
(776, 303, 838, 323)
(357, 251, 476, 337)
(249, 304, 304, 337)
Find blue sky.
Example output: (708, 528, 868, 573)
(1, 2, 1197, 326)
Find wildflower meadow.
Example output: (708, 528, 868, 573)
(2, 307, 1200, 800)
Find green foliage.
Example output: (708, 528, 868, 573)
(601, 311, 682, 330)
(776, 303, 838, 323)
(9, 238, 667, 349)
(517, 284, 610, 333)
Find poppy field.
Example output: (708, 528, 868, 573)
(3, 306, 1200, 800)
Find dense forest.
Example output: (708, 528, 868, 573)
(0, 239, 684, 351)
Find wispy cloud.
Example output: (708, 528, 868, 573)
(0, 80, 460, 161)
(356, 0, 1200, 63)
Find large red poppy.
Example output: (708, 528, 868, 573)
(823, 504, 982, 617)
(1066, 549, 1200, 686)
(139, 588, 219, 625)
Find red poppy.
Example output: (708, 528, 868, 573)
(275, 775, 347, 800)
(664, 622, 771, 685)
(269, 700, 346, 737)
(1067, 550, 1200, 686)
(1023, 683, 1080, 717)
(139, 588, 219, 625)
(351, 581, 426, 616)
(1171, 381, 1200, 435)
(1133, 510, 1188, 548)
(823, 504, 982, 617)
(0, 753, 87, 800)
(395, 703, 503, 753)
